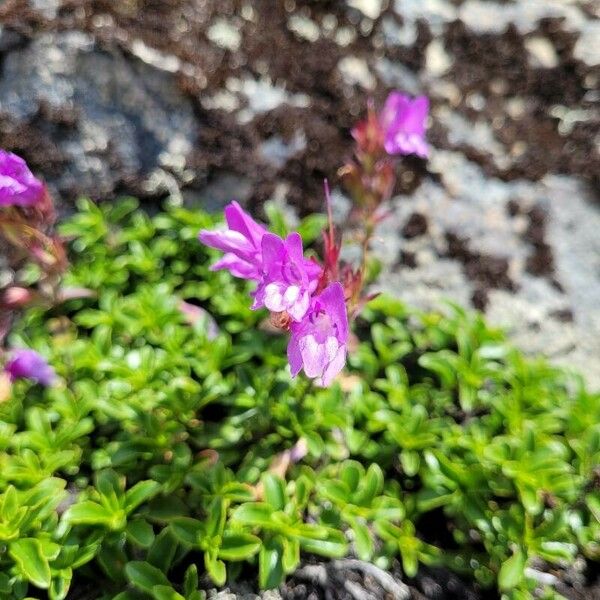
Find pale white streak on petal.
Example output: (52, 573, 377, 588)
(283, 285, 301, 305)
(299, 334, 327, 378)
(263, 282, 287, 312)
(287, 289, 310, 322)
(321, 345, 346, 387)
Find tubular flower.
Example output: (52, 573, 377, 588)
(380, 93, 429, 158)
(198, 201, 267, 280)
(253, 232, 322, 322)
(287, 282, 349, 387)
(4, 349, 56, 386)
(0, 150, 45, 207)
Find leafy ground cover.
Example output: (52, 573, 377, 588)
(1, 199, 598, 599)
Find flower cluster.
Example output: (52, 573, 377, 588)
(199, 201, 349, 387)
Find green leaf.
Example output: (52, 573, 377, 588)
(10, 538, 52, 589)
(350, 519, 373, 561)
(1, 486, 19, 522)
(498, 548, 526, 591)
(340, 461, 364, 493)
(97, 543, 127, 583)
(205, 553, 226, 587)
(263, 474, 286, 511)
(359, 464, 384, 503)
(400, 451, 420, 477)
(218, 531, 261, 561)
(125, 561, 170, 593)
(282, 538, 300, 573)
(206, 497, 227, 538)
(151, 585, 185, 600)
(147, 529, 179, 572)
(96, 470, 123, 506)
(232, 503, 274, 528)
(401, 546, 419, 578)
(64, 501, 122, 528)
(264, 201, 289, 238)
(169, 517, 204, 547)
(259, 538, 285, 590)
(49, 568, 72, 600)
(0, 573, 11, 594)
(183, 564, 198, 598)
(296, 528, 348, 558)
(126, 519, 155, 548)
(124, 481, 161, 513)
(318, 480, 350, 505)
(112, 593, 142, 600)
(297, 213, 327, 244)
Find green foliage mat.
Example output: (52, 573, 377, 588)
(2, 199, 598, 600)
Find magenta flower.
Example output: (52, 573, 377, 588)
(287, 282, 348, 387)
(4, 349, 56, 386)
(0, 150, 44, 207)
(199, 201, 267, 280)
(253, 232, 322, 322)
(380, 93, 429, 158)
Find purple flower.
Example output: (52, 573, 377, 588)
(199, 201, 267, 280)
(179, 300, 220, 340)
(380, 93, 429, 158)
(253, 232, 322, 322)
(0, 150, 44, 207)
(287, 282, 348, 387)
(4, 349, 56, 386)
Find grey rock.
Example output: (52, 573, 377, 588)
(371, 153, 600, 388)
(259, 131, 307, 170)
(574, 20, 600, 66)
(0, 27, 25, 53)
(186, 172, 253, 213)
(29, 0, 61, 19)
(0, 32, 196, 200)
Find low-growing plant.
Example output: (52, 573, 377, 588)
(0, 198, 597, 600)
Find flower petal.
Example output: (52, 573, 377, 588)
(225, 201, 266, 247)
(317, 282, 349, 342)
(211, 253, 260, 280)
(287, 333, 304, 377)
(320, 344, 346, 387)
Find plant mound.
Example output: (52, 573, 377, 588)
(2, 200, 598, 600)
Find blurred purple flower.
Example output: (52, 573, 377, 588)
(199, 201, 267, 280)
(0, 150, 44, 207)
(287, 282, 348, 387)
(253, 232, 322, 322)
(180, 300, 220, 340)
(4, 349, 56, 386)
(380, 93, 429, 158)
